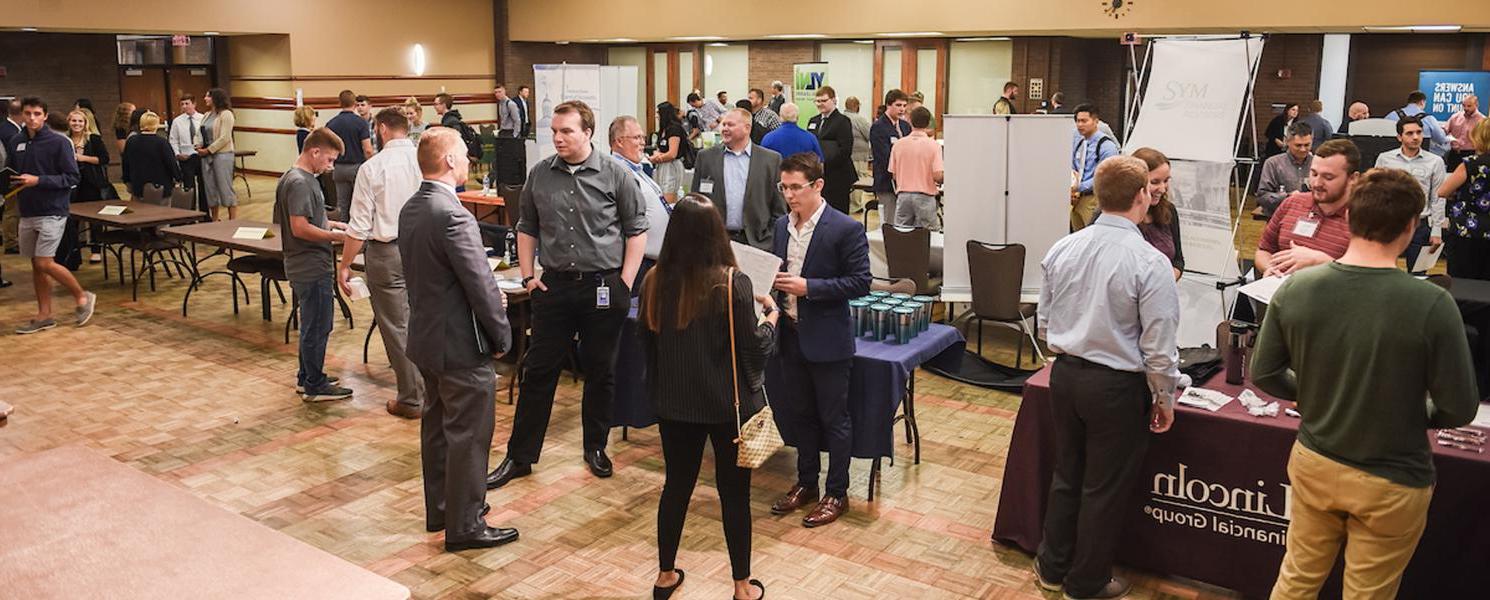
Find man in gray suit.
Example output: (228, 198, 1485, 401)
(691, 108, 787, 251)
(398, 127, 518, 552)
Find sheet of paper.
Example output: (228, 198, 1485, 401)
(1238, 274, 1288, 306)
(1473, 403, 1490, 429)
(345, 277, 371, 301)
(1413, 244, 1443, 273)
(730, 241, 783, 316)
(98, 205, 127, 216)
(232, 227, 270, 240)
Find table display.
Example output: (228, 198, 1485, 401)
(992, 363, 1490, 599)
(70, 200, 208, 300)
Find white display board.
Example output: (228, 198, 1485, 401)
(1167, 159, 1238, 276)
(941, 114, 1072, 302)
(532, 64, 638, 164)
(1123, 38, 1265, 163)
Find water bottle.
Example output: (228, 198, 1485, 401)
(505, 229, 518, 267)
(1224, 320, 1256, 385)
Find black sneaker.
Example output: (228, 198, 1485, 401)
(1064, 577, 1130, 600)
(296, 376, 341, 394)
(301, 384, 353, 402)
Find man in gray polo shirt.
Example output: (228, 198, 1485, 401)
(487, 100, 648, 489)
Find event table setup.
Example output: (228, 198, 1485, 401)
(992, 362, 1490, 599)
(611, 291, 965, 500)
(456, 189, 509, 225)
(69, 200, 209, 299)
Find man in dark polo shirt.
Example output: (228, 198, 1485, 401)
(487, 100, 648, 489)
(327, 90, 375, 221)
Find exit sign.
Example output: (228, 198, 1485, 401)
(0, 66, 7, 78)
(171, 34, 190, 47)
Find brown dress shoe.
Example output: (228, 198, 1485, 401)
(770, 485, 819, 515)
(802, 496, 847, 528)
(386, 400, 422, 420)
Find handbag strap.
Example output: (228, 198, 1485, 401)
(726, 268, 743, 443)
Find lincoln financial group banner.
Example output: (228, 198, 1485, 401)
(1419, 70, 1490, 123)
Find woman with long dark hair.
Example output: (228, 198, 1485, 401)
(1263, 103, 1299, 158)
(1132, 147, 1184, 280)
(650, 101, 687, 204)
(197, 88, 238, 221)
(640, 194, 775, 600)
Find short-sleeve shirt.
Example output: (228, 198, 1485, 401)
(1258, 192, 1351, 258)
(887, 130, 943, 196)
(656, 123, 687, 156)
(327, 111, 370, 164)
(275, 167, 334, 282)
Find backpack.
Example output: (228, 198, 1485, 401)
(457, 121, 484, 161)
(679, 136, 697, 170)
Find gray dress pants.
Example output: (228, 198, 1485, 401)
(366, 240, 425, 408)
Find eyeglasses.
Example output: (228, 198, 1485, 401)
(777, 180, 820, 193)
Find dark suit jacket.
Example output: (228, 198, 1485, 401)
(808, 110, 856, 200)
(398, 181, 512, 371)
(772, 204, 871, 363)
(691, 143, 787, 251)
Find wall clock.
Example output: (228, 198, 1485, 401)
(1102, 0, 1134, 19)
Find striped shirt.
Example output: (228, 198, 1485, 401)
(1258, 192, 1351, 258)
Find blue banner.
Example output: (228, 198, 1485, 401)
(1418, 70, 1490, 122)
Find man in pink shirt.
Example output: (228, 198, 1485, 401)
(1446, 95, 1483, 170)
(886, 106, 944, 229)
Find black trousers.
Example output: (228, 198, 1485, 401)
(779, 319, 853, 498)
(1036, 356, 1152, 597)
(179, 156, 207, 212)
(419, 363, 497, 538)
(823, 181, 851, 215)
(1447, 234, 1490, 280)
(656, 419, 752, 580)
(509, 271, 629, 463)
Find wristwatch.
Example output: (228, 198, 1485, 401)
(521, 275, 535, 287)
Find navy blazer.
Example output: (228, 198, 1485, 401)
(772, 203, 871, 362)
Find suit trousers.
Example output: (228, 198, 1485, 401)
(332, 163, 361, 221)
(875, 191, 897, 229)
(823, 181, 851, 215)
(656, 419, 753, 581)
(419, 362, 498, 538)
(779, 320, 853, 498)
(367, 241, 426, 409)
(508, 272, 629, 464)
(178, 155, 207, 212)
(1036, 356, 1152, 598)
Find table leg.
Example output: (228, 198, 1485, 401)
(869, 458, 880, 501)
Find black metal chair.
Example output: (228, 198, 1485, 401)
(966, 240, 1037, 368)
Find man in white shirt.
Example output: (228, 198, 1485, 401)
(337, 107, 426, 419)
(169, 94, 207, 211)
(1374, 117, 1447, 273)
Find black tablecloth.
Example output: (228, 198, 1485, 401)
(611, 318, 964, 459)
(992, 364, 1490, 599)
(1449, 277, 1490, 397)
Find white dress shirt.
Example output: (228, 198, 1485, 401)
(169, 112, 205, 157)
(348, 138, 422, 242)
(1038, 213, 1184, 398)
(612, 151, 671, 260)
(1374, 147, 1447, 237)
(784, 199, 827, 319)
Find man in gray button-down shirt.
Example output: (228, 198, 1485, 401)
(489, 100, 648, 490)
(1256, 122, 1314, 218)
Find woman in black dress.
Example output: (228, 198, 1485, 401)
(640, 195, 775, 600)
(1263, 103, 1299, 159)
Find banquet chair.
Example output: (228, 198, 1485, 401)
(966, 240, 1037, 368)
(881, 224, 941, 296)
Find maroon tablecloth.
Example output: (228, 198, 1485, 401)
(992, 364, 1490, 599)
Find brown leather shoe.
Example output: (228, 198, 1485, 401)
(802, 496, 847, 528)
(770, 485, 819, 515)
(386, 400, 422, 420)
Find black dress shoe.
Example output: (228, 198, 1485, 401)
(426, 502, 492, 533)
(585, 449, 613, 478)
(486, 458, 532, 489)
(0, 279, 11, 288)
(652, 568, 684, 600)
(444, 525, 519, 551)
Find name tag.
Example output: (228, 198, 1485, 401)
(808, 123, 818, 130)
(1291, 218, 1320, 238)
(15, 143, 26, 152)
(699, 179, 715, 194)
(596, 285, 610, 309)
(890, 136, 900, 145)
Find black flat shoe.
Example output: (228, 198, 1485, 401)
(486, 458, 532, 489)
(653, 569, 685, 600)
(444, 525, 519, 551)
(732, 579, 764, 600)
(585, 449, 613, 478)
(426, 502, 492, 532)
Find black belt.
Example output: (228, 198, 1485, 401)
(544, 268, 618, 281)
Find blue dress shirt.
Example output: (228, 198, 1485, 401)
(723, 144, 751, 231)
(761, 122, 824, 163)
(1071, 130, 1119, 194)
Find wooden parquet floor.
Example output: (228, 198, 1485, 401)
(0, 175, 1257, 599)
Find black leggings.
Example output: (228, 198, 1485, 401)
(657, 419, 753, 581)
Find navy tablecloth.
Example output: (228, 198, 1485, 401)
(611, 319, 964, 459)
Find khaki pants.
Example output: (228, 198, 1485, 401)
(1070, 193, 1098, 232)
(3, 194, 19, 251)
(1270, 442, 1433, 600)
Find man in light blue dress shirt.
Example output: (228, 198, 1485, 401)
(1069, 104, 1120, 232)
(1033, 155, 1188, 600)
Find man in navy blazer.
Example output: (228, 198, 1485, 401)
(768, 152, 871, 528)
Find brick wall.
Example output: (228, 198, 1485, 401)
(0, 32, 123, 149)
(500, 42, 608, 92)
(748, 41, 816, 96)
(1251, 34, 1323, 148)
(1014, 37, 1125, 138)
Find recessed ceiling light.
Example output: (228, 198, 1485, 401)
(556, 40, 570, 45)
(852, 40, 874, 44)
(1362, 25, 1461, 32)
(21, 27, 37, 32)
(876, 31, 944, 37)
(706, 42, 730, 47)
(203, 31, 220, 36)
(955, 37, 1011, 42)
(670, 36, 725, 42)
(605, 37, 638, 43)
(765, 33, 828, 39)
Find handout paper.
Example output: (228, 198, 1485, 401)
(1412, 245, 1444, 273)
(730, 241, 783, 316)
(98, 205, 128, 216)
(1238, 274, 1288, 306)
(232, 227, 270, 240)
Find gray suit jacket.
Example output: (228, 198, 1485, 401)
(398, 181, 511, 371)
(690, 143, 787, 251)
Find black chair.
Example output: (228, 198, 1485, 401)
(881, 224, 941, 296)
(966, 240, 1037, 368)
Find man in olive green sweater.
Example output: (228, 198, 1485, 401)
(1252, 167, 1479, 600)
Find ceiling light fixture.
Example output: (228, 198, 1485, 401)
(203, 31, 220, 36)
(706, 42, 730, 47)
(1362, 25, 1462, 32)
(606, 37, 638, 43)
(876, 31, 944, 37)
(955, 36, 1012, 42)
(21, 27, 38, 32)
(765, 33, 829, 39)
(670, 35, 726, 41)
(411, 44, 426, 77)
